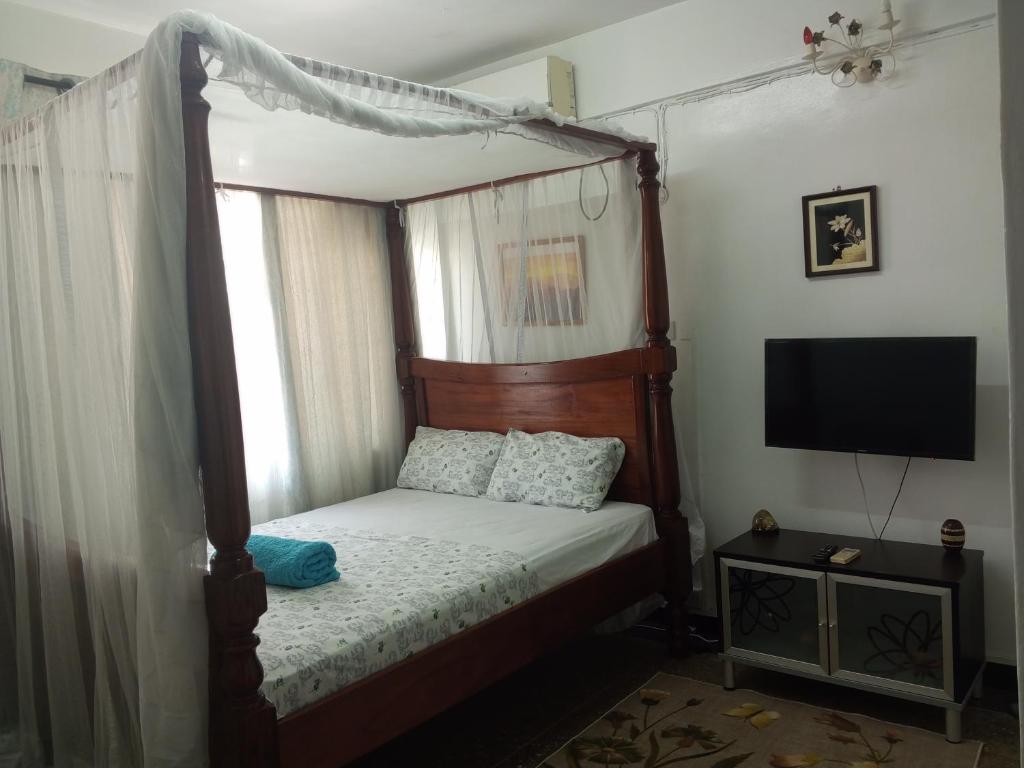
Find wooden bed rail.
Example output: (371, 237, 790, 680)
(180, 33, 279, 767)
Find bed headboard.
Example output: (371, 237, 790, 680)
(405, 348, 674, 508)
(384, 150, 683, 517)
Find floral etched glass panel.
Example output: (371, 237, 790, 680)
(726, 565, 821, 665)
(834, 581, 945, 691)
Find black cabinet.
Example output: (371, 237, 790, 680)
(715, 529, 985, 742)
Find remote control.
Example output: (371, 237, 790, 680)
(830, 547, 862, 565)
(813, 544, 839, 564)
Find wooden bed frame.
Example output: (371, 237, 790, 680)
(180, 35, 691, 768)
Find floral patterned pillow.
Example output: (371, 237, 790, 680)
(396, 426, 506, 497)
(485, 429, 626, 511)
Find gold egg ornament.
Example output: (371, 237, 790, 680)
(751, 509, 780, 536)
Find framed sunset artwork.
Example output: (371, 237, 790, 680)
(499, 235, 586, 326)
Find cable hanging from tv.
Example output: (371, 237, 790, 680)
(855, 453, 912, 541)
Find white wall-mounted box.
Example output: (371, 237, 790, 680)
(455, 56, 576, 118)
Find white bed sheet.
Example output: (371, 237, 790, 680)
(252, 488, 658, 716)
(295, 488, 658, 591)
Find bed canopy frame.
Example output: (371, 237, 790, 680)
(10, 27, 689, 768)
(179, 32, 691, 766)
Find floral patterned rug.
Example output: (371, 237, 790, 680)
(539, 673, 981, 768)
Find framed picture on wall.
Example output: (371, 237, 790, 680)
(802, 186, 879, 278)
(498, 235, 587, 326)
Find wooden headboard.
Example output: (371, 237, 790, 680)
(406, 347, 675, 508)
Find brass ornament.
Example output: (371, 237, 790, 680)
(751, 509, 780, 535)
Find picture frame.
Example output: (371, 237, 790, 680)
(802, 185, 879, 278)
(498, 235, 587, 326)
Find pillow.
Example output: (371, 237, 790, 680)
(396, 426, 505, 497)
(485, 429, 625, 511)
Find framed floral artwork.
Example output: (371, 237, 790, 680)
(498, 235, 586, 326)
(802, 186, 878, 278)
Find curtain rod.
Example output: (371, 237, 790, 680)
(23, 74, 77, 94)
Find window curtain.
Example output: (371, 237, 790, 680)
(405, 156, 706, 578)
(0, 31, 207, 768)
(218, 190, 304, 524)
(218, 190, 403, 523)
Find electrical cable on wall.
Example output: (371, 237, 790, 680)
(582, 13, 995, 206)
(879, 456, 911, 539)
(855, 453, 912, 541)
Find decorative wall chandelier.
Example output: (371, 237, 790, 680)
(802, 1, 900, 87)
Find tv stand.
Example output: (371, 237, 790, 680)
(714, 529, 985, 743)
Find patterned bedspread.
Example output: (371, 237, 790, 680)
(248, 516, 541, 717)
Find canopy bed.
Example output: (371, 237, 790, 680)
(0, 12, 692, 768)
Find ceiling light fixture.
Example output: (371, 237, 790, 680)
(802, 1, 900, 87)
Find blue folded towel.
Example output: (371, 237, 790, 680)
(246, 534, 341, 589)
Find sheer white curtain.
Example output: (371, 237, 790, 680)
(217, 190, 304, 524)
(218, 190, 403, 520)
(406, 158, 645, 363)
(269, 195, 404, 509)
(0, 30, 207, 768)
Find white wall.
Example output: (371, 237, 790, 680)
(445, 0, 996, 117)
(452, 0, 1013, 662)
(655, 31, 1009, 662)
(0, 0, 142, 75)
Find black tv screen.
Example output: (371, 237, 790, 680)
(764, 337, 976, 460)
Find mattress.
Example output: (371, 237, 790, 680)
(251, 488, 657, 717)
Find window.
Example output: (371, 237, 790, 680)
(217, 189, 294, 520)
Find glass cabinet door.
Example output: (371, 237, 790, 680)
(827, 573, 953, 700)
(720, 559, 828, 675)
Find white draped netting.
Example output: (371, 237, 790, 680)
(0, 9, 701, 767)
(405, 158, 645, 363)
(0, 44, 206, 767)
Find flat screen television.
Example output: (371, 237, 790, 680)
(764, 337, 976, 460)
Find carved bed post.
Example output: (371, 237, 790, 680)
(637, 149, 692, 657)
(179, 33, 279, 766)
(386, 204, 419, 447)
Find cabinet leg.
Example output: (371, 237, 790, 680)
(723, 658, 736, 690)
(945, 708, 962, 743)
(972, 676, 983, 700)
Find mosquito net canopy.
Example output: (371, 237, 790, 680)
(195, 10, 643, 199)
(0, 11, 706, 768)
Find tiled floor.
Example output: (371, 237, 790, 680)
(350, 631, 1019, 768)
